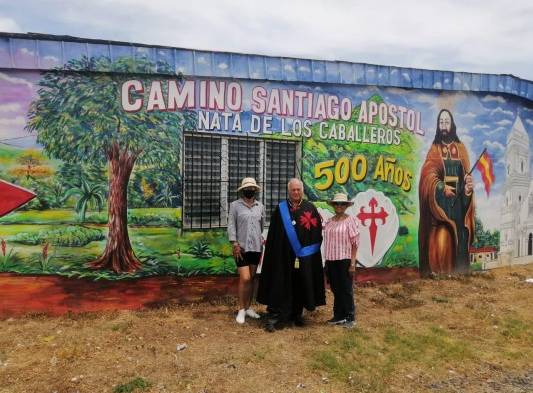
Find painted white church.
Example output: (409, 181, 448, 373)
(499, 116, 533, 265)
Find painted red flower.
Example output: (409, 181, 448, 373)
(42, 243, 49, 259)
(299, 211, 318, 230)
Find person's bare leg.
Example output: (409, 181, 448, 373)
(246, 264, 258, 309)
(238, 266, 251, 309)
(245, 264, 260, 319)
(236, 266, 251, 324)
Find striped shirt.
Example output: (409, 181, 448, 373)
(323, 215, 360, 261)
(227, 199, 265, 253)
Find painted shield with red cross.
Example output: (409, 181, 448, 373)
(352, 189, 399, 267)
(0, 179, 36, 217)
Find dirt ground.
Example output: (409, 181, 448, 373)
(0, 264, 531, 393)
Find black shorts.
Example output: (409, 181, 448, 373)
(235, 251, 261, 268)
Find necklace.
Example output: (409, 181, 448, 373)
(288, 198, 302, 209)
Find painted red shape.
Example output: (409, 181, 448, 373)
(357, 197, 388, 255)
(0, 269, 420, 317)
(0, 274, 240, 317)
(0, 179, 36, 217)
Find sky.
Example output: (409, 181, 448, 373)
(0, 0, 532, 81)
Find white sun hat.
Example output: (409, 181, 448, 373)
(237, 177, 261, 191)
(328, 192, 354, 206)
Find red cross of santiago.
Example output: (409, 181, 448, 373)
(356, 197, 389, 255)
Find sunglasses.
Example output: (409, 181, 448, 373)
(331, 202, 349, 206)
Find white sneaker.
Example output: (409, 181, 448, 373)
(245, 308, 260, 319)
(236, 309, 246, 324)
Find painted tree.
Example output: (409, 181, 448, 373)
(16, 149, 44, 179)
(57, 162, 106, 191)
(65, 178, 106, 222)
(27, 56, 192, 272)
(10, 149, 53, 180)
(473, 214, 500, 249)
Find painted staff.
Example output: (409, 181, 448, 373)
(451, 147, 487, 208)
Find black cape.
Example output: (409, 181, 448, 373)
(257, 200, 325, 311)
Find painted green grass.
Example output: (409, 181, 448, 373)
(380, 213, 419, 268)
(87, 208, 182, 226)
(8, 225, 104, 246)
(0, 144, 23, 164)
(133, 228, 235, 276)
(0, 224, 235, 279)
(471, 262, 483, 271)
(0, 224, 57, 237)
(0, 145, 62, 168)
(168, 255, 236, 276)
(0, 208, 181, 225)
(0, 210, 76, 224)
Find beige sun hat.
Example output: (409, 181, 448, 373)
(237, 177, 261, 191)
(328, 192, 354, 206)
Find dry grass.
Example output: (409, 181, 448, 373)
(0, 265, 532, 393)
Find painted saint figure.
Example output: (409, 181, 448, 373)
(418, 109, 475, 275)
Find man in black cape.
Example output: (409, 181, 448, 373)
(257, 178, 325, 331)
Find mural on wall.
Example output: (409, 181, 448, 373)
(418, 109, 475, 276)
(499, 117, 533, 261)
(1, 54, 532, 283)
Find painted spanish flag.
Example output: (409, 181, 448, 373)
(475, 149, 495, 196)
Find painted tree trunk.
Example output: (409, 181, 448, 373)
(89, 143, 141, 272)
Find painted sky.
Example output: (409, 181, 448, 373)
(0, 0, 532, 81)
(0, 71, 38, 148)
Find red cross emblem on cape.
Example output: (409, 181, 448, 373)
(299, 210, 318, 230)
(0, 179, 36, 217)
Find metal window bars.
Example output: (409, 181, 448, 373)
(182, 132, 299, 229)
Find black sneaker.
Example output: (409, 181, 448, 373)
(293, 315, 305, 327)
(341, 320, 356, 329)
(264, 322, 276, 333)
(264, 319, 286, 332)
(327, 317, 347, 325)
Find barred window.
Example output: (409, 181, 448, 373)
(183, 135, 222, 228)
(183, 133, 299, 229)
(228, 138, 261, 207)
(264, 140, 298, 219)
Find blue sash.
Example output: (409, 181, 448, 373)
(279, 200, 321, 258)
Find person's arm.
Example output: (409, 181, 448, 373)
(311, 203, 323, 242)
(349, 243, 357, 275)
(227, 202, 237, 243)
(349, 217, 359, 275)
(227, 203, 242, 260)
(261, 203, 265, 235)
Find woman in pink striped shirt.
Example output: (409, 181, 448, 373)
(323, 193, 359, 328)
